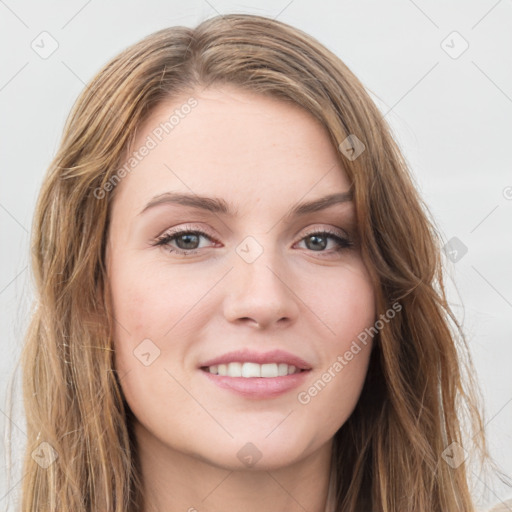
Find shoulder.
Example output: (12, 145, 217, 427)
(486, 500, 512, 511)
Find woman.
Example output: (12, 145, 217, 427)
(13, 12, 496, 512)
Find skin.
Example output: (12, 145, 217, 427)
(106, 85, 376, 512)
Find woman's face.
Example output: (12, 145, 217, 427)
(106, 85, 376, 470)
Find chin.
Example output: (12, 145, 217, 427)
(194, 430, 316, 471)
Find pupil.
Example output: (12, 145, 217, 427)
(308, 235, 326, 251)
(179, 234, 198, 249)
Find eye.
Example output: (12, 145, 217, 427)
(295, 228, 353, 256)
(152, 225, 353, 257)
(153, 226, 218, 256)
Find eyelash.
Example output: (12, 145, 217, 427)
(152, 224, 353, 257)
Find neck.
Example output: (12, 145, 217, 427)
(135, 421, 335, 512)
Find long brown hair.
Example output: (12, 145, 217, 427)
(9, 13, 498, 511)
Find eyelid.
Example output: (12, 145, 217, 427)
(155, 222, 350, 243)
(152, 223, 354, 260)
(299, 225, 349, 239)
(155, 223, 219, 242)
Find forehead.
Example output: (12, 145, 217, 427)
(113, 86, 350, 214)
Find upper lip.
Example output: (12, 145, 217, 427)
(199, 349, 312, 370)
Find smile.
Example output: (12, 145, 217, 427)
(200, 365, 311, 399)
(201, 362, 306, 378)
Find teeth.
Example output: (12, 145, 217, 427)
(242, 362, 261, 378)
(206, 362, 302, 377)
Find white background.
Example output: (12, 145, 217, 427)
(1, 1, 511, 510)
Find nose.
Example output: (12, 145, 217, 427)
(222, 241, 300, 330)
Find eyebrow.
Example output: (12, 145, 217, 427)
(138, 191, 353, 217)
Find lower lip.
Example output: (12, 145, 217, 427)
(199, 368, 311, 399)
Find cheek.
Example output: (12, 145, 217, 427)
(107, 259, 198, 434)
(108, 254, 217, 408)
(109, 255, 212, 340)
(293, 261, 376, 425)
(307, 260, 376, 345)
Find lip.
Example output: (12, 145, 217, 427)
(198, 348, 313, 400)
(198, 348, 313, 370)
(200, 368, 312, 399)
